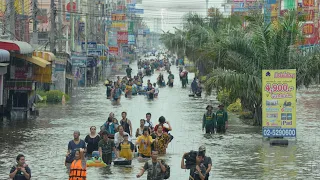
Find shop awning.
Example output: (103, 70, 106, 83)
(33, 51, 56, 61)
(0, 49, 10, 62)
(0, 63, 9, 67)
(0, 40, 34, 54)
(13, 54, 51, 68)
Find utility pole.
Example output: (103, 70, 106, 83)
(21, 0, 25, 41)
(70, 0, 75, 51)
(8, 0, 15, 40)
(206, 0, 209, 16)
(57, 0, 62, 52)
(85, 13, 88, 87)
(50, 0, 56, 52)
(31, 0, 38, 44)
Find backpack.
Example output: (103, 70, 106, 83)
(184, 151, 198, 169)
(161, 160, 170, 179)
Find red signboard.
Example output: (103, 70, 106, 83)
(66, 2, 76, 12)
(304, 10, 315, 21)
(112, 14, 126, 21)
(10, 66, 32, 80)
(109, 47, 119, 55)
(5, 81, 34, 91)
(303, 24, 314, 35)
(302, 0, 314, 6)
(117, 31, 128, 44)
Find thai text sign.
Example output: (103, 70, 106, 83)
(117, 31, 128, 44)
(303, 0, 314, 6)
(111, 14, 126, 21)
(303, 24, 314, 35)
(262, 69, 296, 137)
(109, 47, 119, 55)
(112, 22, 126, 28)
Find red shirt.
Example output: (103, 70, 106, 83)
(154, 124, 170, 133)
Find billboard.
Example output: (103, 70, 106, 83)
(117, 31, 128, 44)
(262, 69, 296, 137)
(128, 34, 135, 44)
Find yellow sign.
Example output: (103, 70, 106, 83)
(262, 69, 296, 137)
(14, 0, 30, 15)
(111, 22, 126, 28)
(33, 66, 52, 83)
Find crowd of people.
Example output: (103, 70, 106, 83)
(105, 67, 160, 102)
(8, 51, 225, 180)
(63, 111, 174, 179)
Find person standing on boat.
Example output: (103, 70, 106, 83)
(85, 126, 101, 157)
(216, 104, 228, 133)
(202, 105, 216, 134)
(120, 112, 133, 136)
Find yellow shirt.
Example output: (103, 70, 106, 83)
(118, 142, 134, 160)
(126, 85, 132, 92)
(136, 135, 153, 157)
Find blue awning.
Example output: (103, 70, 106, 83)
(0, 49, 10, 62)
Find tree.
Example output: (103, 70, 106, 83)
(204, 11, 320, 125)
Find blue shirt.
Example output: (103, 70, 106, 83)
(67, 139, 86, 161)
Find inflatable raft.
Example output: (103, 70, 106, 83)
(87, 151, 107, 167)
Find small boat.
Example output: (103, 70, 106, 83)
(113, 158, 132, 165)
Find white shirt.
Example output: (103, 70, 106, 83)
(114, 132, 132, 147)
(154, 87, 159, 94)
(144, 121, 153, 128)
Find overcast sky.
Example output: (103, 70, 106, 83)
(136, 0, 225, 33)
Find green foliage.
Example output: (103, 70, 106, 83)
(45, 90, 70, 103)
(36, 90, 47, 97)
(162, 10, 320, 126)
(217, 89, 231, 107)
(239, 111, 254, 119)
(227, 99, 242, 112)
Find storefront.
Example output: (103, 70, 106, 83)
(0, 49, 10, 115)
(0, 40, 34, 118)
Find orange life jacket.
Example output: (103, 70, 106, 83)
(69, 159, 86, 180)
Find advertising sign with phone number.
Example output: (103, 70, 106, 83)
(262, 69, 296, 137)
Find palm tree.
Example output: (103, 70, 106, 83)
(204, 11, 320, 125)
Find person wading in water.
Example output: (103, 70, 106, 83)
(216, 104, 228, 133)
(202, 105, 216, 134)
(120, 111, 133, 136)
(69, 148, 86, 180)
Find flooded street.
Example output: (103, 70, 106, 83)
(0, 61, 320, 180)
